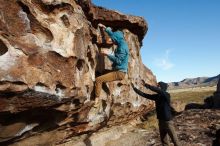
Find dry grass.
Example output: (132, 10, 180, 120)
(170, 90, 214, 104)
(137, 111, 158, 130)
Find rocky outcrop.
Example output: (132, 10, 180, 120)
(0, 0, 156, 145)
(202, 75, 220, 109)
(217, 77, 220, 92)
(212, 76, 220, 108)
(175, 109, 220, 145)
(10, 109, 217, 146)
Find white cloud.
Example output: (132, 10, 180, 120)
(154, 49, 174, 70)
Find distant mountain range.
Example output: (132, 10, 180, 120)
(168, 74, 219, 89)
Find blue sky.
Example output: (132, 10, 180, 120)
(93, 0, 220, 82)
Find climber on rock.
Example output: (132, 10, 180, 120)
(94, 23, 129, 107)
(131, 81, 181, 146)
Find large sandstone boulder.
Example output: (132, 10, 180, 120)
(0, 0, 156, 145)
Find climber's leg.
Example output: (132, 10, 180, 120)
(94, 71, 125, 105)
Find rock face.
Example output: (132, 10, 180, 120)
(0, 0, 156, 145)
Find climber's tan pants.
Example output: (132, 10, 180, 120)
(95, 71, 126, 98)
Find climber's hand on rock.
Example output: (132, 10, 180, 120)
(131, 82, 135, 89)
(98, 23, 106, 29)
(141, 79, 150, 88)
(101, 49, 110, 56)
(141, 80, 145, 86)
